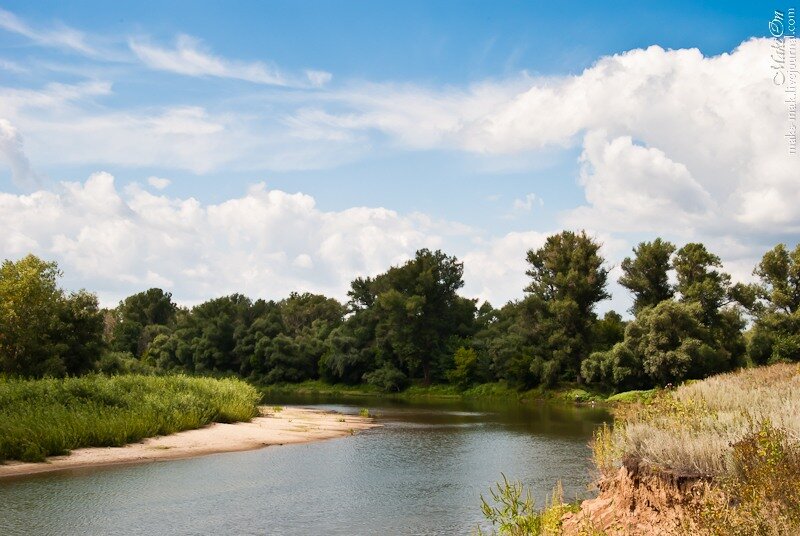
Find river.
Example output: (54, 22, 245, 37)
(0, 397, 609, 535)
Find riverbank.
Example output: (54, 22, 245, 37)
(260, 379, 655, 406)
(561, 363, 800, 535)
(0, 406, 377, 479)
(0, 374, 261, 463)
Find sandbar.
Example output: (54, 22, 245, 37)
(0, 406, 378, 479)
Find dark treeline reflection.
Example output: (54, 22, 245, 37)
(2, 232, 798, 392)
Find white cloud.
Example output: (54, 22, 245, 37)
(0, 58, 26, 73)
(130, 34, 330, 88)
(0, 174, 460, 306)
(563, 131, 715, 232)
(305, 70, 333, 87)
(0, 119, 41, 188)
(512, 193, 542, 212)
(147, 176, 171, 190)
(0, 8, 96, 56)
(462, 231, 549, 306)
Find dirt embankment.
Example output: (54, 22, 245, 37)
(561, 462, 708, 535)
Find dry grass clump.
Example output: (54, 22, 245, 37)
(694, 420, 800, 535)
(607, 363, 800, 478)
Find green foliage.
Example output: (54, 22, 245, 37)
(447, 346, 478, 388)
(0, 255, 104, 377)
(479, 474, 541, 535)
(110, 288, 177, 356)
(366, 249, 477, 384)
(753, 243, 800, 315)
(746, 244, 800, 366)
(674, 243, 732, 325)
(478, 476, 576, 536)
(4, 238, 797, 399)
(0, 374, 260, 462)
(619, 238, 676, 314)
(96, 351, 157, 375)
(363, 362, 408, 392)
(524, 231, 610, 383)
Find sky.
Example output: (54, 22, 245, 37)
(0, 1, 796, 314)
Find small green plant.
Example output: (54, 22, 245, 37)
(477, 474, 540, 535)
(359, 408, 370, 417)
(477, 476, 579, 536)
(272, 405, 284, 413)
(591, 422, 616, 477)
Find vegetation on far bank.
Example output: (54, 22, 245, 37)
(1, 233, 798, 400)
(0, 374, 260, 463)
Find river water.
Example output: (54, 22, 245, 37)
(0, 397, 609, 535)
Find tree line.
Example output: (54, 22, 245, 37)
(1, 231, 798, 392)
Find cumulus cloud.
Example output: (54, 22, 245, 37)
(564, 131, 716, 231)
(288, 38, 794, 283)
(295, 39, 794, 234)
(0, 119, 41, 188)
(0, 174, 462, 305)
(512, 193, 542, 212)
(146, 176, 171, 190)
(462, 231, 549, 305)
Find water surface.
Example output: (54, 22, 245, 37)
(0, 397, 609, 535)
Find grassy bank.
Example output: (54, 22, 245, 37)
(0, 374, 260, 463)
(260, 379, 632, 405)
(595, 363, 800, 533)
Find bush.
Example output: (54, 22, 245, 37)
(446, 347, 478, 389)
(362, 363, 407, 392)
(477, 475, 577, 535)
(96, 351, 156, 375)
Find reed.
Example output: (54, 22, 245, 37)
(0, 374, 260, 462)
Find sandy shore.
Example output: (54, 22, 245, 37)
(0, 406, 378, 479)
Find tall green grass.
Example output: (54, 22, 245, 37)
(0, 374, 261, 462)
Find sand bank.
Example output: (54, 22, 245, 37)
(0, 406, 377, 479)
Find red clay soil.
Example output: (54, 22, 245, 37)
(561, 463, 708, 535)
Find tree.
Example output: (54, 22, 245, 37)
(746, 243, 800, 364)
(0, 255, 64, 376)
(754, 243, 800, 315)
(447, 347, 478, 389)
(0, 255, 104, 377)
(524, 231, 610, 383)
(673, 243, 731, 325)
(619, 238, 675, 314)
(367, 249, 476, 385)
(111, 288, 177, 356)
(58, 290, 105, 375)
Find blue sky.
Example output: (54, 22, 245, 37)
(0, 2, 795, 312)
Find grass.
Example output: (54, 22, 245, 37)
(477, 475, 580, 535)
(260, 379, 618, 405)
(0, 374, 261, 463)
(595, 363, 800, 535)
(603, 363, 800, 478)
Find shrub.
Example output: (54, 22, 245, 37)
(446, 347, 478, 389)
(362, 363, 407, 392)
